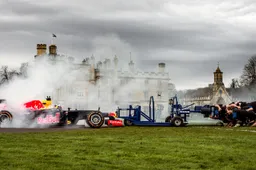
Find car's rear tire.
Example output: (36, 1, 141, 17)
(86, 111, 104, 128)
(0, 110, 13, 127)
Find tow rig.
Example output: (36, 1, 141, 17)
(116, 95, 193, 127)
(116, 95, 224, 127)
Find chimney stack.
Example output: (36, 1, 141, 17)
(158, 63, 165, 73)
(114, 55, 118, 69)
(49, 44, 57, 56)
(36, 44, 47, 56)
(97, 61, 102, 69)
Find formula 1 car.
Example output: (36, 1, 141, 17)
(0, 96, 121, 128)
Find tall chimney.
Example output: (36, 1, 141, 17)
(114, 55, 118, 69)
(158, 63, 165, 73)
(97, 61, 102, 69)
(36, 44, 47, 56)
(91, 55, 95, 67)
(129, 60, 134, 71)
(106, 59, 111, 68)
(49, 44, 57, 55)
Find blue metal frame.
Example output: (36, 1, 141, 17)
(116, 95, 194, 126)
(168, 94, 199, 122)
(117, 96, 172, 126)
(116, 94, 221, 126)
(170, 95, 222, 120)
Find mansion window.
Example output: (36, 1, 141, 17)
(77, 92, 84, 97)
(126, 78, 133, 84)
(157, 80, 162, 87)
(57, 88, 61, 97)
(128, 92, 132, 98)
(145, 79, 149, 85)
(143, 106, 149, 113)
(144, 91, 149, 99)
(120, 79, 125, 86)
(157, 91, 162, 98)
(69, 88, 75, 95)
(157, 104, 164, 111)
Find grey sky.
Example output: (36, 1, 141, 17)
(0, 0, 256, 90)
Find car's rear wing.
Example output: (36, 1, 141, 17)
(0, 99, 6, 104)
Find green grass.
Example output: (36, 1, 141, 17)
(0, 126, 256, 170)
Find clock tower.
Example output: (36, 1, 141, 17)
(213, 63, 224, 94)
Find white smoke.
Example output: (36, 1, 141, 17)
(0, 56, 81, 128)
(0, 56, 76, 106)
(0, 35, 170, 128)
(90, 64, 170, 122)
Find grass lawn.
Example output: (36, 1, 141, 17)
(0, 126, 256, 170)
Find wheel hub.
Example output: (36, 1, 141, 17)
(175, 120, 181, 125)
(0, 114, 10, 126)
(91, 115, 101, 124)
(0, 114, 8, 122)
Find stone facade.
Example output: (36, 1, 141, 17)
(32, 43, 173, 120)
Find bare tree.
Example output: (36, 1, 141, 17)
(228, 78, 240, 97)
(229, 78, 240, 89)
(0, 66, 20, 85)
(240, 55, 256, 87)
(19, 62, 29, 78)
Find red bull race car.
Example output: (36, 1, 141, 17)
(0, 96, 124, 128)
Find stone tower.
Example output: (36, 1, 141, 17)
(213, 63, 224, 94)
(210, 63, 231, 105)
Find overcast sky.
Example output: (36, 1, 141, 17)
(0, 0, 256, 90)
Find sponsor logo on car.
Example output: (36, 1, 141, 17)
(37, 112, 60, 124)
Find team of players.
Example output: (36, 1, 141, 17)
(213, 101, 256, 127)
